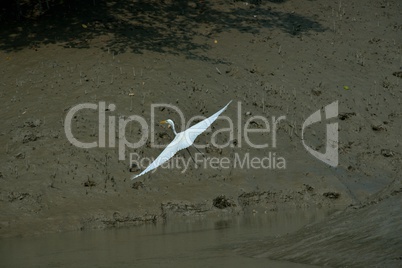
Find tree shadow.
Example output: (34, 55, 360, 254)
(0, 0, 326, 62)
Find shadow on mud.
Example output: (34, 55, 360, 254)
(0, 0, 325, 60)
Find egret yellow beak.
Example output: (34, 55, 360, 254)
(160, 120, 170, 128)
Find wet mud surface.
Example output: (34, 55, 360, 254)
(0, 0, 401, 267)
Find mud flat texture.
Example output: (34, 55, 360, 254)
(0, 0, 401, 266)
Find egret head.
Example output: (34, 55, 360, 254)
(160, 119, 175, 129)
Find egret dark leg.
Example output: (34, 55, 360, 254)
(192, 145, 206, 159)
(185, 148, 196, 165)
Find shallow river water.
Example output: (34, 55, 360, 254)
(1, 209, 333, 267)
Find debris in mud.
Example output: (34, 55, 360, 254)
(205, 145, 222, 155)
(392, 71, 402, 78)
(238, 191, 287, 207)
(129, 163, 140, 172)
(368, 37, 381, 44)
(84, 179, 96, 187)
(161, 201, 210, 217)
(390, 187, 402, 196)
(48, 130, 60, 139)
(158, 132, 170, 140)
(249, 68, 257, 74)
(311, 88, 322, 96)
(238, 191, 266, 206)
(232, 139, 238, 146)
(213, 195, 235, 209)
(249, 120, 263, 128)
(8, 192, 30, 202)
(81, 212, 157, 230)
(338, 112, 356, 120)
(22, 131, 39, 143)
(15, 152, 25, 159)
(382, 78, 392, 89)
(381, 149, 395, 157)
(132, 181, 144, 190)
(23, 119, 42, 128)
(371, 124, 386, 131)
(304, 184, 314, 192)
(323, 192, 340, 199)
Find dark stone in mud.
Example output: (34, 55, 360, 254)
(84, 180, 96, 187)
(8, 192, 29, 202)
(129, 163, 140, 172)
(323, 192, 340, 199)
(392, 71, 402, 78)
(381, 149, 395, 157)
(391, 187, 402, 196)
(22, 132, 39, 143)
(213, 195, 234, 209)
(303, 184, 314, 192)
(338, 112, 356, 120)
(15, 152, 25, 159)
(23, 119, 42, 128)
(311, 88, 322, 96)
(132, 181, 144, 190)
(371, 124, 386, 131)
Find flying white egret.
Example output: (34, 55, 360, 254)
(131, 100, 232, 179)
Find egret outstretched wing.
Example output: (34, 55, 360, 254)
(183, 100, 232, 145)
(131, 100, 232, 179)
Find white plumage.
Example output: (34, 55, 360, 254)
(132, 101, 232, 179)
